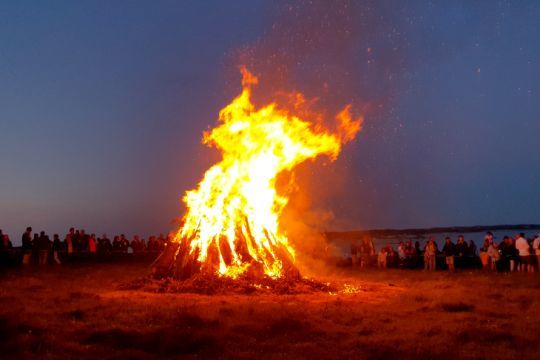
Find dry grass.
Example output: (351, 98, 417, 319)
(0, 264, 539, 359)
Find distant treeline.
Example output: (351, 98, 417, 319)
(325, 224, 540, 241)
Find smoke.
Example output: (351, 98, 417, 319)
(224, 0, 403, 275)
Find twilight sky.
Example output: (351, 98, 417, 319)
(1, 1, 539, 241)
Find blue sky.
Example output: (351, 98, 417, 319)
(1, 1, 539, 241)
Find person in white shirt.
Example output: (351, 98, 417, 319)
(515, 233, 532, 272)
(533, 234, 540, 272)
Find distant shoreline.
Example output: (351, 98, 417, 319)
(325, 224, 540, 240)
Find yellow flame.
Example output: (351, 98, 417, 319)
(174, 67, 362, 278)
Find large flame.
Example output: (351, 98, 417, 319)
(174, 67, 361, 279)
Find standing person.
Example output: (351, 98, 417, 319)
(32, 233, 40, 264)
(468, 240, 478, 256)
(360, 235, 375, 269)
(2, 233, 12, 250)
(0, 230, 12, 250)
(112, 236, 122, 252)
(533, 234, 540, 272)
(479, 238, 490, 270)
(120, 234, 129, 253)
(73, 230, 81, 252)
(454, 235, 468, 269)
(52, 234, 62, 265)
(515, 233, 532, 272)
(499, 236, 513, 271)
(98, 234, 112, 255)
(397, 240, 406, 267)
(485, 232, 494, 246)
(65, 228, 75, 254)
(424, 238, 437, 271)
(21, 227, 33, 265)
(131, 235, 141, 253)
(38, 231, 51, 265)
(377, 246, 388, 269)
(88, 234, 97, 254)
(487, 242, 500, 271)
(442, 237, 456, 272)
(79, 230, 89, 252)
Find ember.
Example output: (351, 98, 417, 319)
(155, 67, 361, 281)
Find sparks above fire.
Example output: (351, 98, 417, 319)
(171, 67, 362, 280)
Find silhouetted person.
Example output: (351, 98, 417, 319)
(468, 240, 477, 257)
(88, 234, 97, 254)
(455, 235, 468, 268)
(79, 230, 89, 252)
(73, 230, 82, 252)
(31, 233, 40, 264)
(0, 230, 11, 251)
(442, 237, 456, 271)
(65, 228, 75, 254)
(147, 236, 160, 253)
(52, 234, 62, 264)
(97, 234, 112, 255)
(38, 231, 51, 265)
(120, 234, 129, 253)
(2, 234, 12, 250)
(21, 227, 33, 265)
(131, 235, 142, 253)
(112, 236, 122, 252)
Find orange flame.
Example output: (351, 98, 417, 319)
(174, 67, 362, 278)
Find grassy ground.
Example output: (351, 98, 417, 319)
(0, 263, 539, 359)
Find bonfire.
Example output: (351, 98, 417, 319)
(153, 67, 361, 291)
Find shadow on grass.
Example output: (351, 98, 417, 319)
(82, 312, 222, 356)
(0, 316, 47, 355)
(440, 302, 475, 313)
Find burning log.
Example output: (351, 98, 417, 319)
(152, 67, 361, 289)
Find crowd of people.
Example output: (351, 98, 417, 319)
(0, 226, 169, 266)
(351, 232, 540, 273)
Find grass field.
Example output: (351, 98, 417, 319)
(0, 263, 539, 359)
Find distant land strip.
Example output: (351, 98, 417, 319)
(325, 224, 540, 241)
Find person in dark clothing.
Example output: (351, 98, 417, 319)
(38, 231, 51, 265)
(2, 234, 12, 250)
(499, 236, 518, 272)
(414, 241, 421, 254)
(79, 230, 89, 252)
(22, 227, 33, 265)
(97, 234, 112, 255)
(442, 237, 456, 271)
(52, 234, 62, 264)
(455, 235, 469, 268)
(112, 236, 122, 252)
(120, 234, 129, 253)
(32, 233, 40, 264)
(468, 240, 478, 256)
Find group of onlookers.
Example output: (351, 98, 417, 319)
(0, 226, 169, 266)
(351, 232, 540, 272)
(477, 232, 540, 272)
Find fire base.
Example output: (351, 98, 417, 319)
(126, 243, 334, 295)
